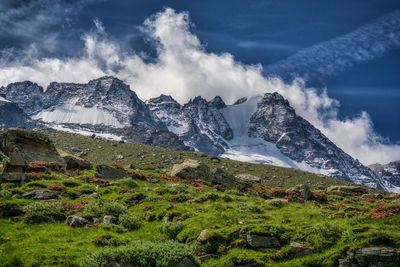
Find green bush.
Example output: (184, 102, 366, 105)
(118, 213, 141, 231)
(23, 201, 66, 223)
(119, 178, 138, 189)
(307, 222, 343, 251)
(79, 184, 96, 194)
(91, 234, 128, 247)
(100, 223, 127, 234)
(80, 240, 199, 267)
(62, 180, 81, 187)
(84, 200, 127, 217)
(158, 221, 185, 239)
(0, 189, 12, 199)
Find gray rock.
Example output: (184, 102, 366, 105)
(288, 184, 312, 200)
(22, 190, 58, 200)
(234, 174, 261, 185)
(66, 215, 90, 227)
(81, 192, 98, 198)
(289, 242, 313, 258)
(244, 234, 280, 248)
(103, 215, 118, 225)
(326, 185, 367, 194)
(171, 160, 213, 182)
(71, 147, 82, 153)
(95, 164, 128, 180)
(339, 247, 400, 267)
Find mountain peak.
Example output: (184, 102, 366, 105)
(208, 96, 226, 109)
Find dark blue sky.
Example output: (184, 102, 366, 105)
(1, 0, 399, 142)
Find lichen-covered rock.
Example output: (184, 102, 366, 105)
(66, 215, 90, 227)
(103, 215, 118, 225)
(95, 164, 128, 180)
(289, 242, 313, 258)
(197, 229, 209, 242)
(339, 247, 400, 267)
(171, 160, 212, 182)
(176, 257, 197, 267)
(0, 128, 64, 164)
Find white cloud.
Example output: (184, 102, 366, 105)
(0, 7, 399, 165)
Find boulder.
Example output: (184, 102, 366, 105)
(3, 152, 28, 173)
(171, 159, 213, 182)
(0, 128, 64, 164)
(234, 174, 261, 185)
(66, 215, 90, 227)
(0, 205, 24, 219)
(103, 215, 118, 225)
(243, 234, 280, 248)
(327, 185, 367, 194)
(212, 168, 239, 187)
(339, 247, 400, 267)
(288, 184, 312, 200)
(22, 190, 58, 200)
(59, 151, 91, 170)
(95, 164, 128, 180)
(289, 242, 313, 258)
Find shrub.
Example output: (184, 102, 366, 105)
(100, 223, 127, 234)
(119, 178, 138, 189)
(307, 222, 342, 251)
(84, 200, 127, 217)
(91, 234, 128, 247)
(79, 184, 96, 194)
(23, 201, 66, 223)
(158, 221, 185, 239)
(62, 180, 81, 187)
(222, 194, 233, 202)
(80, 240, 199, 267)
(0, 189, 12, 199)
(118, 213, 141, 231)
(237, 204, 263, 214)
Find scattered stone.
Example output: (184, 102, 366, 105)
(339, 247, 400, 267)
(289, 242, 313, 258)
(66, 215, 90, 227)
(210, 156, 221, 163)
(288, 184, 312, 200)
(212, 168, 239, 187)
(146, 178, 160, 183)
(116, 155, 124, 160)
(197, 229, 209, 242)
(22, 190, 58, 200)
(91, 134, 96, 139)
(0, 173, 26, 183)
(327, 186, 367, 194)
(103, 215, 118, 225)
(95, 164, 128, 180)
(243, 234, 280, 248)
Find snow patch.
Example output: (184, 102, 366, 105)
(34, 104, 124, 128)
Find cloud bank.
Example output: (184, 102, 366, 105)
(0, 7, 399, 165)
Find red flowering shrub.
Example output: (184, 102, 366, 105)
(109, 163, 126, 171)
(29, 161, 64, 172)
(48, 184, 66, 191)
(128, 170, 147, 180)
(142, 205, 153, 212)
(25, 172, 54, 180)
(271, 188, 287, 198)
(78, 175, 109, 186)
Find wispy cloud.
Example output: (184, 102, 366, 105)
(265, 11, 400, 82)
(237, 40, 297, 51)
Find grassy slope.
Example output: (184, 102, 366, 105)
(1, 130, 398, 266)
(45, 130, 360, 189)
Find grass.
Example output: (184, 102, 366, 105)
(0, 130, 398, 266)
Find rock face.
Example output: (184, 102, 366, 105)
(248, 93, 381, 189)
(59, 151, 91, 170)
(146, 95, 232, 155)
(339, 247, 400, 267)
(289, 242, 313, 258)
(369, 161, 400, 192)
(0, 97, 31, 128)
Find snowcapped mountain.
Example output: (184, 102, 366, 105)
(0, 76, 394, 190)
(369, 161, 400, 193)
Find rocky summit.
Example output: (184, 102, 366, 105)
(0, 76, 397, 192)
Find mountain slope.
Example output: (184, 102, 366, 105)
(0, 96, 31, 128)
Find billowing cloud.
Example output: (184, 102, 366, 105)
(0, 7, 399, 165)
